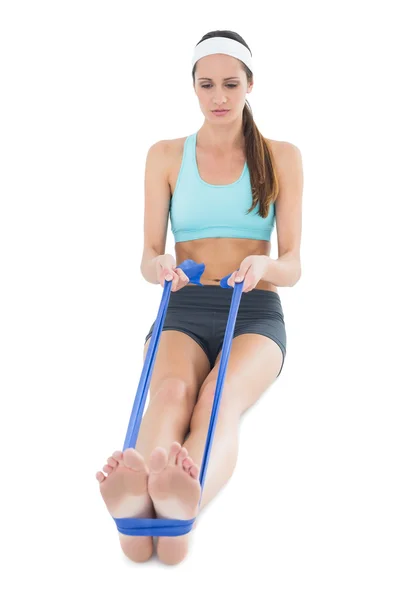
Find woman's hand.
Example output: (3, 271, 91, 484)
(227, 255, 271, 293)
(155, 254, 190, 292)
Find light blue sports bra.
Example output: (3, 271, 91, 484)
(170, 131, 275, 243)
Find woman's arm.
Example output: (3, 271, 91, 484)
(261, 142, 303, 287)
(140, 141, 172, 284)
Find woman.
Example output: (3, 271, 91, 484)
(96, 29, 303, 566)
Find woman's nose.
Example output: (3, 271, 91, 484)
(213, 95, 227, 104)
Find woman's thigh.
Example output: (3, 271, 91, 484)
(192, 332, 284, 425)
(143, 330, 211, 413)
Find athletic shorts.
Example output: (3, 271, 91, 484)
(144, 284, 287, 378)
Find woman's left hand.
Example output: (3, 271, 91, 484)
(227, 255, 271, 293)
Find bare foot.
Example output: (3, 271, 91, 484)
(96, 448, 155, 562)
(148, 442, 201, 565)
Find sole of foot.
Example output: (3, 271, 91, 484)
(148, 441, 201, 565)
(96, 448, 155, 563)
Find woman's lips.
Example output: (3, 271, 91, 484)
(213, 110, 229, 116)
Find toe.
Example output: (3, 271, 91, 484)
(123, 448, 147, 471)
(96, 471, 106, 483)
(189, 464, 200, 479)
(182, 457, 194, 472)
(107, 457, 118, 468)
(168, 441, 182, 465)
(177, 447, 189, 468)
(112, 450, 123, 462)
(149, 446, 168, 473)
(103, 464, 113, 474)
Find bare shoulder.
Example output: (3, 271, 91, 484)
(151, 135, 187, 160)
(155, 136, 189, 189)
(146, 138, 169, 173)
(265, 137, 302, 171)
(149, 136, 187, 177)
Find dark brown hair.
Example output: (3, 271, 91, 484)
(192, 30, 279, 218)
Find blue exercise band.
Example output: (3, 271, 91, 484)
(112, 259, 243, 537)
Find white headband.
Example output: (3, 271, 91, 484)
(191, 37, 253, 72)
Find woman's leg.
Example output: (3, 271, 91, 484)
(135, 331, 210, 465)
(155, 333, 284, 564)
(97, 330, 211, 563)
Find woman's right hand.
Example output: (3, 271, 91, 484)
(155, 254, 190, 292)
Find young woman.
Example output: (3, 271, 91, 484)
(96, 29, 303, 566)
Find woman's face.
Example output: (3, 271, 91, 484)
(193, 53, 253, 121)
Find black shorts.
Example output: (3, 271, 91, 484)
(144, 284, 287, 377)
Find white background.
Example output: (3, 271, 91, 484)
(1, 0, 399, 597)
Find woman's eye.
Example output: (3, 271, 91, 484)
(201, 84, 237, 89)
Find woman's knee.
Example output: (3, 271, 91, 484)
(148, 377, 198, 422)
(190, 380, 239, 429)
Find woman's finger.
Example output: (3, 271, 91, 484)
(176, 268, 189, 282)
(171, 271, 180, 291)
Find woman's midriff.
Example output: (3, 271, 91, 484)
(174, 238, 277, 292)
(167, 136, 279, 293)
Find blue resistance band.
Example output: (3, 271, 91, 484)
(112, 259, 243, 537)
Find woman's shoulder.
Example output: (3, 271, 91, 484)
(266, 137, 300, 155)
(152, 135, 189, 155)
(265, 138, 302, 174)
(145, 136, 185, 177)
(152, 136, 190, 176)
(147, 136, 190, 190)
